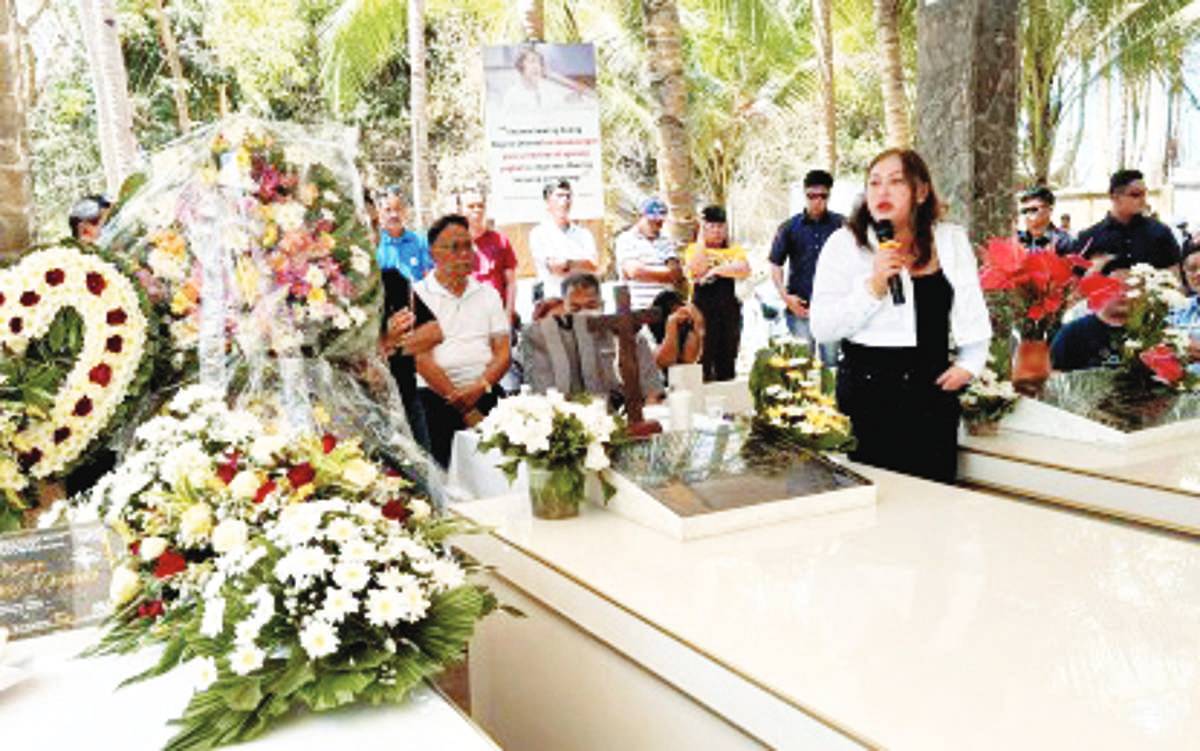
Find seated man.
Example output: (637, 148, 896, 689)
(521, 273, 664, 408)
(380, 267, 442, 452)
(1051, 256, 1132, 371)
(415, 215, 511, 468)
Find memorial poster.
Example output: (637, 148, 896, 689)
(483, 43, 603, 223)
(0, 523, 116, 639)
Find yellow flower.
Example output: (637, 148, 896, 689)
(292, 483, 316, 503)
(236, 147, 251, 169)
(768, 355, 787, 368)
(262, 222, 278, 247)
(307, 287, 327, 305)
(312, 405, 331, 425)
(235, 256, 261, 303)
(170, 287, 195, 316)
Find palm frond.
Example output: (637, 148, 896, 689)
(317, 0, 408, 115)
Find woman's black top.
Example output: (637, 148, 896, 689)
(381, 269, 435, 400)
(912, 269, 954, 378)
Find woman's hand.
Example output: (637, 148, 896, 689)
(935, 365, 973, 391)
(868, 245, 906, 298)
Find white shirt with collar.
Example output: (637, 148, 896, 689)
(810, 222, 992, 374)
(529, 220, 599, 292)
(414, 274, 509, 388)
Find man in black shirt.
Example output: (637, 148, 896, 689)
(769, 169, 844, 364)
(381, 268, 441, 451)
(1073, 169, 1179, 269)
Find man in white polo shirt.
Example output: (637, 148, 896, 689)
(415, 214, 511, 468)
(528, 178, 599, 295)
(614, 196, 683, 310)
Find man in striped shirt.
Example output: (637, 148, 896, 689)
(614, 197, 684, 310)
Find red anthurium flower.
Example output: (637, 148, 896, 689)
(44, 268, 65, 286)
(73, 397, 93, 417)
(8, 317, 21, 334)
(106, 335, 123, 353)
(1079, 274, 1126, 312)
(381, 499, 411, 522)
(322, 434, 337, 454)
(53, 427, 71, 444)
(20, 290, 40, 306)
(17, 447, 42, 469)
(254, 478, 277, 504)
(88, 363, 113, 387)
(153, 550, 187, 579)
(1140, 344, 1185, 385)
(287, 463, 316, 488)
(985, 237, 1026, 276)
(138, 600, 165, 619)
(106, 308, 128, 325)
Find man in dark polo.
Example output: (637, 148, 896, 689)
(769, 169, 844, 364)
(1073, 169, 1179, 268)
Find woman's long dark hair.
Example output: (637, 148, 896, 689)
(847, 148, 944, 269)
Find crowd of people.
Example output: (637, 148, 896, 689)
(64, 152, 1200, 483)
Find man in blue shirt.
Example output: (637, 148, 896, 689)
(376, 186, 434, 281)
(769, 169, 844, 364)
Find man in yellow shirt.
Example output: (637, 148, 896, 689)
(685, 205, 750, 381)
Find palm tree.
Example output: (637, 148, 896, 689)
(873, 0, 910, 148)
(408, 0, 431, 229)
(811, 0, 836, 172)
(149, 0, 191, 132)
(0, 0, 32, 255)
(518, 0, 544, 40)
(642, 0, 696, 241)
(1019, 0, 1198, 185)
(77, 0, 139, 193)
(78, 0, 138, 194)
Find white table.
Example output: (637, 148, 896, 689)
(453, 464, 1200, 750)
(1, 628, 500, 749)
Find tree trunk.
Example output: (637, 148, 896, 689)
(642, 0, 696, 242)
(407, 0, 431, 229)
(78, 0, 139, 194)
(149, 0, 190, 133)
(0, 0, 32, 255)
(812, 0, 836, 171)
(874, 0, 910, 148)
(518, 0, 544, 41)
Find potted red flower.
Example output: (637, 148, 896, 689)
(978, 238, 1089, 393)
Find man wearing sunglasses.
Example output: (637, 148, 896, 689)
(769, 169, 843, 364)
(1016, 186, 1071, 253)
(1073, 169, 1179, 269)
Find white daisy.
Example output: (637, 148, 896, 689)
(299, 619, 340, 659)
(229, 644, 265, 676)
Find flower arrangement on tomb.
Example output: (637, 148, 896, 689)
(977, 237, 1090, 340)
(71, 385, 494, 750)
(476, 391, 621, 519)
(105, 118, 381, 376)
(1080, 263, 1196, 390)
(0, 244, 155, 530)
(959, 366, 1019, 434)
(747, 337, 855, 453)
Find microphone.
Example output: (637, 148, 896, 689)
(875, 219, 904, 305)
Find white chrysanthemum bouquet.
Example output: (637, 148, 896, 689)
(72, 385, 494, 750)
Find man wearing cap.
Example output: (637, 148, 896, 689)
(69, 194, 113, 245)
(614, 197, 684, 310)
(529, 179, 599, 294)
(1072, 169, 1179, 268)
(768, 170, 843, 363)
(1016, 186, 1072, 253)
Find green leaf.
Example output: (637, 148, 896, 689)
(297, 670, 374, 711)
(119, 630, 188, 687)
(218, 677, 264, 712)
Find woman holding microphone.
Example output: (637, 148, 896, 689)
(810, 149, 991, 483)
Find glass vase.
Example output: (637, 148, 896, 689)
(527, 463, 586, 520)
(1012, 338, 1051, 396)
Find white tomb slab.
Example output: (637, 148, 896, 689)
(454, 465, 1200, 750)
(1000, 393, 1200, 448)
(2, 627, 499, 749)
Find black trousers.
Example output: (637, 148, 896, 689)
(695, 292, 742, 382)
(836, 344, 961, 484)
(418, 386, 501, 469)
